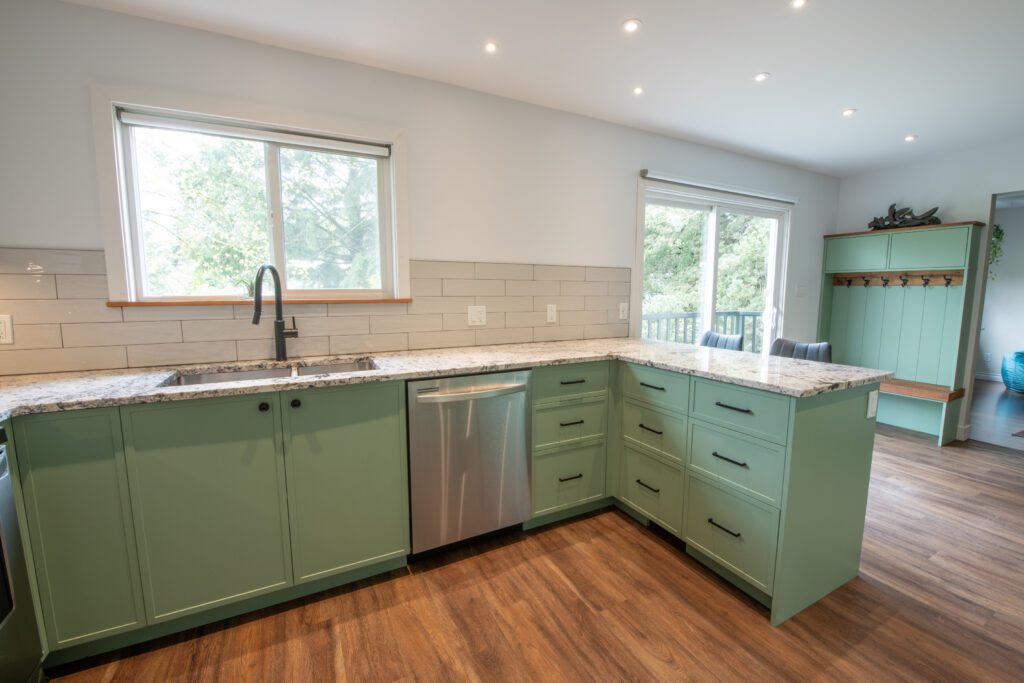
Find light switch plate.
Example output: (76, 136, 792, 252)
(0, 314, 12, 345)
(468, 305, 487, 327)
(618, 303, 628, 320)
(867, 390, 878, 419)
(546, 304, 557, 323)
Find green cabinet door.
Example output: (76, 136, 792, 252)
(823, 234, 890, 272)
(13, 409, 146, 648)
(121, 395, 292, 622)
(888, 226, 970, 270)
(281, 382, 409, 583)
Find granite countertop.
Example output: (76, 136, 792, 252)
(0, 338, 892, 421)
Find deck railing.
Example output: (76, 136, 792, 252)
(641, 310, 763, 352)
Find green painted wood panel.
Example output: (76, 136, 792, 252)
(13, 409, 146, 648)
(531, 362, 608, 404)
(823, 234, 890, 272)
(914, 285, 950, 385)
(622, 399, 687, 465)
(687, 420, 786, 507)
(937, 285, 965, 387)
(533, 397, 607, 450)
(888, 226, 970, 270)
(621, 363, 690, 415)
(532, 440, 606, 516)
(121, 396, 292, 622)
(875, 393, 942, 436)
(682, 472, 779, 594)
(828, 285, 850, 362)
(620, 444, 683, 535)
(876, 286, 905, 372)
(281, 382, 409, 583)
(859, 286, 886, 369)
(895, 286, 925, 380)
(842, 285, 868, 366)
(690, 380, 792, 445)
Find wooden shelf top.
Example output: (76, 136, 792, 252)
(825, 221, 985, 239)
(880, 379, 965, 403)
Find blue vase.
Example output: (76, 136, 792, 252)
(1002, 351, 1024, 393)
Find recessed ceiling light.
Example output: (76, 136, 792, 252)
(791, 0, 807, 8)
(842, 108, 857, 117)
(904, 134, 918, 142)
(633, 86, 644, 96)
(754, 72, 770, 82)
(623, 18, 642, 33)
(484, 41, 498, 54)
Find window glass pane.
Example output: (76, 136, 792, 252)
(642, 202, 710, 344)
(132, 127, 270, 297)
(714, 212, 775, 352)
(279, 147, 382, 290)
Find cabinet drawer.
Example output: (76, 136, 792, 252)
(533, 398, 607, 450)
(824, 234, 890, 273)
(688, 421, 785, 506)
(532, 362, 609, 403)
(690, 379, 791, 445)
(533, 442, 607, 515)
(683, 474, 779, 594)
(620, 445, 683, 535)
(888, 226, 970, 270)
(621, 363, 690, 413)
(622, 400, 687, 464)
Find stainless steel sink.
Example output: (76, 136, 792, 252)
(175, 367, 294, 385)
(296, 359, 377, 376)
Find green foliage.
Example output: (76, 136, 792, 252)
(989, 224, 1004, 280)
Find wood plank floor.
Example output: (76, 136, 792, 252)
(51, 426, 1024, 682)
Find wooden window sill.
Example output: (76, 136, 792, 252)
(880, 379, 965, 403)
(106, 298, 412, 307)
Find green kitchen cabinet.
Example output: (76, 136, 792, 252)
(13, 408, 146, 648)
(281, 382, 409, 583)
(823, 233, 890, 272)
(888, 225, 970, 270)
(121, 395, 293, 623)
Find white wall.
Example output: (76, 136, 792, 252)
(837, 134, 1024, 437)
(977, 206, 1024, 380)
(0, 0, 839, 342)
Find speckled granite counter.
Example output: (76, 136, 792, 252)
(0, 338, 892, 421)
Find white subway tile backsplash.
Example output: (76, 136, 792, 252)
(55, 274, 108, 299)
(62, 321, 182, 347)
(0, 274, 56, 299)
(0, 253, 629, 375)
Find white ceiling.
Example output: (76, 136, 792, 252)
(65, 0, 1024, 177)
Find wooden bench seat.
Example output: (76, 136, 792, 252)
(880, 379, 965, 403)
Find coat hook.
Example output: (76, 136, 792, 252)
(944, 275, 953, 287)
(922, 276, 931, 287)
(862, 276, 870, 287)
(899, 275, 909, 287)
(881, 276, 890, 288)
(845, 278, 853, 288)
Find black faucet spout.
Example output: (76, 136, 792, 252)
(252, 264, 297, 361)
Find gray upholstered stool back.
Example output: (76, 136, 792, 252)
(698, 330, 743, 351)
(769, 338, 833, 363)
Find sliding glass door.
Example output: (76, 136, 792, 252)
(639, 185, 787, 352)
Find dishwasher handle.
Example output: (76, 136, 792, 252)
(416, 383, 528, 404)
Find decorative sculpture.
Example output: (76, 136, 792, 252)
(868, 204, 942, 230)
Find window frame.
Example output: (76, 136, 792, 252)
(91, 85, 410, 304)
(632, 178, 793, 351)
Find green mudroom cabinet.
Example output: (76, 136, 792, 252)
(11, 381, 408, 664)
(818, 222, 985, 444)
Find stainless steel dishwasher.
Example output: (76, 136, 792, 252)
(408, 370, 531, 554)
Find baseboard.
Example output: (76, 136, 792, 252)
(974, 372, 1002, 382)
(957, 423, 971, 441)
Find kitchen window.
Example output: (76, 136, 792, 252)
(113, 108, 397, 301)
(636, 179, 790, 352)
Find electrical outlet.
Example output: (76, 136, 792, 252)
(618, 303, 629, 320)
(867, 390, 878, 419)
(0, 314, 12, 345)
(546, 304, 557, 323)
(468, 305, 487, 327)
(983, 352, 993, 364)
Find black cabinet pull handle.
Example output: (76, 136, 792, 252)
(559, 419, 585, 427)
(711, 451, 748, 468)
(558, 473, 584, 482)
(560, 379, 586, 385)
(707, 518, 741, 538)
(640, 382, 666, 391)
(636, 479, 660, 494)
(715, 401, 752, 415)
(638, 423, 663, 435)
(258, 402, 270, 412)
(291, 399, 302, 409)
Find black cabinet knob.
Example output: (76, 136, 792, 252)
(258, 402, 270, 412)
(291, 399, 302, 409)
